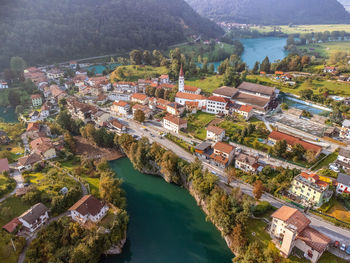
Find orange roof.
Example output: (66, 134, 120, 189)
(297, 226, 331, 253)
(131, 93, 148, 101)
(160, 83, 176, 89)
(3, 218, 21, 233)
(271, 206, 310, 233)
(31, 94, 41, 99)
(27, 122, 40, 132)
(299, 172, 329, 188)
(116, 81, 136, 85)
(275, 71, 284, 75)
(184, 85, 200, 92)
(207, 125, 225, 135)
(208, 96, 229, 103)
(268, 131, 322, 154)
(113, 101, 128, 107)
(213, 142, 234, 154)
(185, 101, 199, 108)
(159, 74, 169, 79)
(163, 115, 187, 126)
(210, 153, 229, 164)
(239, 105, 253, 113)
(176, 92, 206, 101)
(110, 119, 124, 129)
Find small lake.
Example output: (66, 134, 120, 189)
(241, 37, 288, 69)
(86, 63, 119, 75)
(105, 158, 233, 263)
(0, 106, 18, 123)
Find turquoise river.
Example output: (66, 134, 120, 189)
(104, 158, 233, 263)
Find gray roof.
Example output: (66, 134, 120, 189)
(337, 173, 350, 186)
(20, 203, 48, 225)
(213, 86, 239, 98)
(195, 142, 212, 151)
(237, 82, 276, 96)
(339, 148, 350, 158)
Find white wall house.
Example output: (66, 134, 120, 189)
(206, 125, 225, 142)
(0, 81, 8, 89)
(206, 96, 229, 115)
(163, 115, 187, 133)
(18, 203, 49, 233)
(336, 173, 350, 194)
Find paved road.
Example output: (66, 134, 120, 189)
(0, 170, 24, 203)
(124, 119, 350, 243)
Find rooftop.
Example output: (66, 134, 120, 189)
(213, 86, 239, 98)
(339, 148, 350, 158)
(163, 115, 187, 126)
(20, 203, 48, 225)
(237, 81, 276, 97)
(176, 92, 206, 101)
(208, 96, 229, 103)
(69, 195, 107, 216)
(271, 206, 310, 233)
(131, 93, 148, 101)
(297, 226, 331, 253)
(0, 158, 9, 173)
(207, 125, 225, 135)
(213, 142, 234, 154)
(337, 173, 350, 186)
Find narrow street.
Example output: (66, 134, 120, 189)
(0, 170, 24, 203)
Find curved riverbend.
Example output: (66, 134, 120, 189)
(104, 158, 233, 263)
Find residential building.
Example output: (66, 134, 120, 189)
(66, 98, 98, 123)
(210, 142, 235, 168)
(24, 67, 47, 85)
(335, 147, 350, 173)
(114, 81, 138, 93)
(109, 119, 126, 133)
(29, 111, 40, 122)
(194, 141, 212, 160)
(336, 173, 350, 194)
(166, 103, 185, 116)
(237, 105, 253, 120)
(212, 86, 239, 99)
(40, 104, 50, 119)
(268, 131, 322, 158)
(30, 137, 57, 160)
(206, 125, 225, 142)
(206, 96, 230, 115)
(0, 81, 8, 89)
(46, 68, 64, 80)
(163, 115, 187, 133)
(108, 92, 131, 102)
(175, 92, 207, 109)
(290, 172, 332, 207)
(111, 101, 130, 116)
(3, 218, 21, 233)
(149, 98, 171, 111)
(159, 74, 170, 84)
(0, 158, 9, 173)
(178, 65, 201, 94)
(17, 153, 42, 171)
(235, 153, 261, 173)
(340, 119, 350, 139)
(270, 206, 330, 263)
(18, 203, 49, 233)
(132, 104, 153, 119)
(69, 195, 109, 224)
(31, 94, 43, 107)
(324, 66, 336, 73)
(131, 93, 149, 105)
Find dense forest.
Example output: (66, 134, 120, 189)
(186, 0, 350, 25)
(0, 0, 223, 70)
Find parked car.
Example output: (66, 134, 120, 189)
(346, 245, 350, 255)
(334, 241, 340, 248)
(329, 163, 340, 173)
(340, 243, 346, 251)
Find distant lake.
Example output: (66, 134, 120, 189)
(241, 37, 288, 69)
(86, 63, 119, 75)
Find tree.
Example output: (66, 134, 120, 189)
(8, 90, 20, 107)
(272, 140, 287, 157)
(134, 109, 145, 123)
(129, 50, 143, 65)
(305, 150, 316, 164)
(260, 56, 271, 73)
(64, 132, 76, 152)
(226, 168, 236, 184)
(10, 56, 26, 77)
(253, 180, 264, 200)
(143, 50, 153, 65)
(99, 172, 126, 208)
(291, 143, 306, 160)
(223, 66, 241, 87)
(252, 61, 260, 74)
(231, 224, 247, 252)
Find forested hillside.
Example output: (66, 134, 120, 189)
(0, 0, 223, 69)
(186, 0, 350, 25)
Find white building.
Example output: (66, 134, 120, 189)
(206, 96, 229, 115)
(163, 115, 187, 133)
(175, 92, 207, 109)
(0, 81, 8, 89)
(111, 101, 130, 116)
(178, 65, 201, 94)
(235, 153, 261, 173)
(69, 195, 109, 224)
(336, 173, 350, 194)
(18, 203, 49, 233)
(206, 125, 225, 142)
(46, 68, 64, 80)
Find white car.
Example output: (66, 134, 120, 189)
(340, 243, 346, 251)
(329, 163, 340, 173)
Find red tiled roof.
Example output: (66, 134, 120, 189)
(297, 226, 331, 253)
(271, 206, 310, 233)
(159, 75, 169, 79)
(207, 125, 225, 135)
(113, 101, 128, 107)
(213, 142, 234, 154)
(208, 96, 229, 103)
(163, 115, 187, 126)
(69, 195, 107, 216)
(185, 101, 199, 108)
(110, 119, 124, 129)
(31, 94, 41, 99)
(3, 218, 21, 233)
(176, 92, 206, 101)
(184, 85, 200, 92)
(268, 131, 322, 154)
(131, 93, 148, 101)
(160, 84, 176, 89)
(27, 122, 40, 132)
(300, 172, 329, 188)
(210, 153, 229, 164)
(239, 105, 253, 113)
(179, 64, 184, 77)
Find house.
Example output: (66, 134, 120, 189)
(18, 203, 49, 233)
(3, 218, 21, 233)
(17, 153, 42, 171)
(40, 104, 50, 119)
(0, 81, 8, 89)
(163, 115, 187, 133)
(24, 67, 47, 85)
(175, 92, 207, 109)
(178, 66, 201, 94)
(26, 122, 51, 139)
(213, 86, 239, 99)
(69, 195, 109, 224)
(159, 74, 170, 84)
(0, 158, 9, 173)
(194, 141, 212, 160)
(50, 85, 67, 100)
(69, 61, 78, 70)
(114, 81, 138, 93)
(31, 94, 43, 107)
(185, 101, 200, 113)
(149, 97, 171, 111)
(235, 153, 261, 173)
(95, 94, 108, 105)
(335, 148, 350, 173)
(109, 119, 126, 133)
(290, 172, 332, 207)
(66, 98, 98, 123)
(29, 111, 40, 122)
(111, 101, 130, 116)
(30, 137, 56, 160)
(336, 173, 350, 194)
(268, 131, 322, 158)
(94, 111, 111, 127)
(206, 96, 230, 115)
(108, 92, 131, 102)
(46, 68, 64, 80)
(340, 119, 350, 139)
(166, 102, 185, 116)
(131, 93, 149, 105)
(237, 105, 253, 120)
(132, 104, 153, 119)
(210, 142, 235, 168)
(206, 125, 225, 142)
(324, 66, 336, 74)
(270, 206, 330, 263)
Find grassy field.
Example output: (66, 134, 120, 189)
(296, 41, 350, 58)
(251, 24, 350, 35)
(185, 75, 224, 94)
(185, 111, 217, 140)
(0, 196, 31, 226)
(110, 65, 168, 82)
(312, 151, 338, 171)
(0, 173, 16, 198)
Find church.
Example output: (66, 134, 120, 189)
(178, 65, 201, 95)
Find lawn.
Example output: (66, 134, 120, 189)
(185, 111, 217, 140)
(110, 65, 168, 82)
(0, 196, 31, 226)
(0, 173, 16, 198)
(290, 251, 347, 263)
(312, 151, 338, 171)
(83, 176, 100, 196)
(251, 24, 350, 35)
(296, 41, 350, 58)
(328, 199, 350, 224)
(185, 75, 224, 94)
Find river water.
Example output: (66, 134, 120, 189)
(104, 158, 233, 263)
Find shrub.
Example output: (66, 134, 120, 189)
(252, 201, 272, 217)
